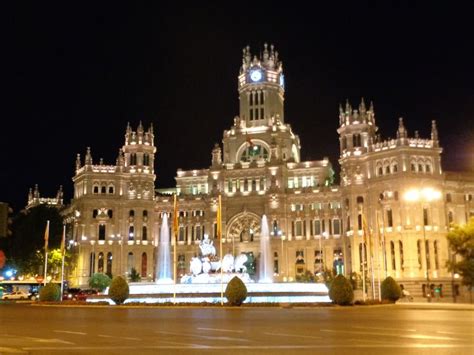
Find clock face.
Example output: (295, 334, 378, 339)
(250, 69, 262, 82)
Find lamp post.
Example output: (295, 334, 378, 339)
(404, 187, 441, 303)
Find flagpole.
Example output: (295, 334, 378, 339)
(218, 195, 223, 305)
(43, 220, 50, 286)
(60, 224, 66, 299)
(173, 194, 178, 301)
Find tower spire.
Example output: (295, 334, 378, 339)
(431, 120, 439, 147)
(397, 117, 407, 140)
(85, 147, 93, 165)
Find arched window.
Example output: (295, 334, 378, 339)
(356, 196, 364, 204)
(127, 252, 134, 274)
(98, 252, 104, 273)
(417, 240, 422, 268)
(129, 210, 135, 217)
(143, 210, 148, 218)
(390, 241, 396, 270)
(141, 252, 147, 277)
(101, 186, 106, 194)
(108, 185, 114, 194)
(418, 163, 424, 173)
(448, 211, 454, 225)
(399, 241, 404, 270)
(128, 225, 134, 240)
(385, 165, 391, 174)
(143, 153, 149, 166)
(240, 144, 270, 162)
(106, 252, 112, 276)
(93, 185, 99, 194)
(425, 240, 431, 270)
(425, 163, 431, 173)
(142, 226, 147, 241)
(274, 251, 279, 274)
(434, 241, 439, 270)
(130, 153, 137, 165)
(89, 252, 95, 276)
(411, 162, 416, 172)
(378, 165, 383, 176)
(392, 163, 398, 173)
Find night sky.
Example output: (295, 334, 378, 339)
(2, 2, 473, 212)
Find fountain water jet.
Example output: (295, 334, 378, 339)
(258, 214, 273, 283)
(156, 213, 173, 283)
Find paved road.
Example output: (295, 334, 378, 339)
(0, 303, 472, 354)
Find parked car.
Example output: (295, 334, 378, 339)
(2, 290, 30, 300)
(75, 289, 99, 301)
(62, 288, 82, 301)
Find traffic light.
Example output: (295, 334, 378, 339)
(0, 202, 13, 238)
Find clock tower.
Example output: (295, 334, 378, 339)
(238, 43, 285, 128)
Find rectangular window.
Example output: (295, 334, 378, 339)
(98, 225, 106, 240)
(358, 214, 362, 231)
(250, 109, 253, 120)
(195, 225, 202, 240)
(260, 108, 264, 119)
(314, 220, 321, 235)
(387, 209, 393, 227)
(179, 226, 185, 241)
(295, 221, 302, 236)
(333, 219, 341, 235)
(423, 207, 429, 226)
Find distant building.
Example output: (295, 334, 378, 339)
(26, 184, 64, 210)
(64, 44, 474, 299)
(0, 202, 13, 238)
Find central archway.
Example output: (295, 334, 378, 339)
(226, 211, 262, 244)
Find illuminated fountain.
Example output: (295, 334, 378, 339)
(156, 213, 173, 284)
(258, 215, 273, 283)
(97, 213, 329, 304)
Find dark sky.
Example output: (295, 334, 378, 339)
(2, 2, 473, 212)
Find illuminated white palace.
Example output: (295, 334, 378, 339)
(65, 44, 474, 298)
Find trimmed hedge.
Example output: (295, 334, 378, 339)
(108, 276, 129, 305)
(381, 276, 401, 302)
(328, 274, 354, 305)
(225, 276, 247, 306)
(39, 283, 61, 302)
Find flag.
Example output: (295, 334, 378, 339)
(60, 224, 66, 256)
(44, 220, 50, 251)
(173, 194, 179, 241)
(216, 195, 222, 239)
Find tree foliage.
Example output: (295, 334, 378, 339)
(129, 267, 141, 282)
(225, 276, 247, 306)
(108, 276, 129, 305)
(89, 273, 111, 291)
(39, 283, 61, 302)
(1, 205, 64, 276)
(328, 274, 354, 305)
(447, 217, 474, 288)
(381, 276, 402, 302)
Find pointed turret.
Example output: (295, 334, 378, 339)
(431, 120, 439, 147)
(28, 187, 33, 204)
(359, 97, 366, 114)
(76, 153, 81, 171)
(397, 117, 408, 141)
(34, 184, 40, 199)
(56, 185, 63, 204)
(211, 143, 222, 167)
(85, 147, 93, 165)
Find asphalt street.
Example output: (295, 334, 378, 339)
(0, 303, 472, 354)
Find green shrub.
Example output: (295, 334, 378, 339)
(225, 276, 247, 306)
(328, 274, 354, 305)
(39, 283, 61, 302)
(381, 276, 402, 302)
(129, 267, 141, 282)
(89, 273, 111, 292)
(108, 276, 129, 305)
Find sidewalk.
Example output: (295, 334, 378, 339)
(395, 299, 474, 310)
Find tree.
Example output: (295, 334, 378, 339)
(225, 276, 247, 306)
(108, 276, 129, 305)
(129, 267, 141, 282)
(3, 205, 64, 276)
(328, 274, 354, 305)
(381, 276, 402, 302)
(89, 273, 111, 292)
(447, 217, 474, 300)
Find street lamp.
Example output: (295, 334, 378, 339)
(404, 187, 441, 302)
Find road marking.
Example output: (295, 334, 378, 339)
(197, 327, 243, 333)
(22, 344, 474, 351)
(264, 332, 322, 340)
(437, 330, 474, 336)
(98, 334, 114, 338)
(0, 347, 27, 354)
(155, 330, 250, 342)
(54, 330, 87, 336)
(320, 329, 462, 341)
(353, 325, 416, 332)
(123, 337, 141, 341)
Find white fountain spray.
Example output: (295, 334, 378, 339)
(156, 213, 173, 284)
(258, 214, 273, 283)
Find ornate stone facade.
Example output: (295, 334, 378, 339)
(65, 45, 474, 298)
